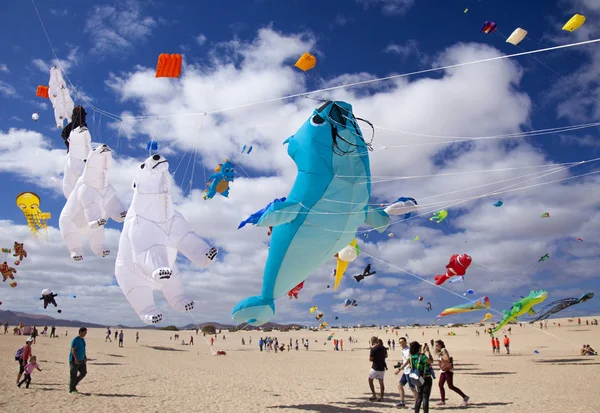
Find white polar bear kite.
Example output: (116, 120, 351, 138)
(59, 144, 127, 261)
(115, 154, 218, 324)
(62, 125, 92, 199)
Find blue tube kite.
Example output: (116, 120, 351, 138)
(232, 101, 391, 326)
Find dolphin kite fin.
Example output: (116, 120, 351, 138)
(256, 201, 302, 227)
(232, 295, 276, 326)
(365, 206, 390, 233)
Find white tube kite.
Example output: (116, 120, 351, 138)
(115, 154, 218, 324)
(506, 28, 528, 46)
(63, 126, 92, 199)
(59, 144, 127, 261)
(48, 66, 74, 129)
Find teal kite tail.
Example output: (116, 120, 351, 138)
(232, 295, 275, 326)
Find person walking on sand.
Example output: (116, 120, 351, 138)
(136, 331, 139, 343)
(119, 330, 124, 348)
(210, 337, 214, 346)
(69, 327, 88, 394)
(190, 336, 194, 345)
(435, 340, 469, 406)
(105, 327, 112, 342)
(16, 337, 34, 385)
(50, 326, 56, 338)
(490, 336, 496, 354)
(393, 337, 417, 408)
(503, 335, 510, 354)
(368, 336, 387, 402)
(494, 337, 500, 354)
(18, 355, 42, 388)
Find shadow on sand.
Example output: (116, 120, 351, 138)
(143, 345, 186, 352)
(535, 358, 593, 363)
(465, 372, 516, 376)
(88, 362, 123, 366)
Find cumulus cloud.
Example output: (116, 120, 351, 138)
(196, 34, 207, 45)
(0, 63, 8, 73)
(2, 27, 599, 326)
(356, 0, 415, 15)
(32, 46, 79, 74)
(84, 0, 157, 55)
(0, 80, 16, 97)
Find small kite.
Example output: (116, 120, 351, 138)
(344, 299, 358, 308)
(481, 313, 493, 323)
(354, 264, 376, 283)
(430, 210, 448, 223)
(436, 296, 491, 321)
(529, 292, 594, 322)
(13, 242, 27, 265)
(538, 253, 549, 262)
(388, 233, 394, 238)
(413, 236, 420, 241)
(309, 305, 318, 313)
(155, 54, 182, 78)
(562, 14, 585, 32)
(287, 281, 304, 299)
(333, 239, 360, 290)
(40, 289, 58, 309)
(315, 312, 324, 321)
(294, 53, 316, 72)
(319, 322, 328, 329)
(10, 281, 17, 288)
(418, 296, 423, 301)
(481, 21, 497, 34)
(426, 302, 432, 311)
(493, 290, 548, 333)
(434, 254, 472, 285)
(146, 141, 158, 152)
(1, 262, 17, 282)
(541, 212, 550, 218)
(464, 289, 474, 296)
(32, 113, 40, 122)
(241, 145, 253, 154)
(203, 159, 235, 200)
(506, 28, 527, 46)
(384, 197, 418, 219)
(16, 192, 51, 237)
(577, 237, 583, 242)
(493, 200, 503, 207)
(36, 85, 49, 99)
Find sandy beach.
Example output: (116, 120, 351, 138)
(1, 317, 598, 413)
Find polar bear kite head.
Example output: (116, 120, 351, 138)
(131, 154, 174, 221)
(82, 144, 111, 189)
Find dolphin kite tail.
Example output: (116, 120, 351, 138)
(232, 295, 275, 326)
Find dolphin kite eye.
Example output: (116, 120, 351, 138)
(310, 114, 325, 126)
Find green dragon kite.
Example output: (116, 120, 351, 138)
(492, 290, 548, 333)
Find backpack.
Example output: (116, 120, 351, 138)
(15, 346, 24, 361)
(409, 355, 425, 387)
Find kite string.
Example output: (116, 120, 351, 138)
(186, 311, 217, 356)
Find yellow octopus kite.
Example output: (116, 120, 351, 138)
(16, 192, 51, 238)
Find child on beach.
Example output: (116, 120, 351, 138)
(18, 356, 42, 388)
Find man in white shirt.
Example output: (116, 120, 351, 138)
(393, 337, 418, 407)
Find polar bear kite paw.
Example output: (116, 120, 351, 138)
(102, 250, 110, 257)
(204, 247, 218, 265)
(170, 297, 195, 312)
(141, 310, 163, 325)
(152, 268, 172, 281)
(119, 211, 127, 219)
(88, 218, 107, 229)
(71, 253, 83, 262)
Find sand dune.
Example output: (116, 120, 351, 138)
(1, 316, 598, 412)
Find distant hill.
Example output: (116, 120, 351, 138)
(0, 310, 304, 330)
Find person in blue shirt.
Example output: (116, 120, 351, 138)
(69, 327, 87, 393)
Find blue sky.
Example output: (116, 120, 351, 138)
(0, 0, 599, 327)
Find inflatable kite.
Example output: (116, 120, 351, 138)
(48, 66, 74, 129)
(344, 299, 358, 308)
(430, 210, 448, 223)
(36, 85, 49, 99)
(464, 289, 474, 296)
(1, 262, 17, 282)
(538, 253, 549, 262)
(287, 281, 304, 299)
(12, 242, 27, 266)
(147, 141, 158, 152)
(16, 192, 51, 238)
(315, 312, 324, 320)
(61, 108, 92, 199)
(435, 296, 490, 322)
(59, 145, 128, 261)
(294, 53, 316, 72)
(384, 197, 418, 219)
(309, 305, 318, 313)
(115, 154, 219, 324)
(493, 290, 548, 333)
(562, 14, 585, 32)
(493, 200, 503, 207)
(32, 113, 39, 122)
(203, 159, 235, 200)
(231, 101, 391, 326)
(529, 292, 594, 322)
(541, 212, 550, 218)
(434, 254, 472, 285)
(40, 289, 58, 309)
(506, 28, 527, 45)
(354, 263, 376, 282)
(426, 302, 432, 311)
(333, 239, 360, 290)
(241, 144, 253, 154)
(481, 313, 493, 322)
(238, 198, 287, 230)
(155, 54, 182, 78)
(481, 21, 497, 34)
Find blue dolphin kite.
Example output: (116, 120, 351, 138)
(232, 101, 391, 326)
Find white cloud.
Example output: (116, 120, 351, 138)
(50, 9, 68, 16)
(196, 34, 207, 46)
(0, 80, 16, 97)
(85, 0, 157, 54)
(384, 40, 430, 64)
(2, 28, 599, 326)
(9, 116, 23, 122)
(356, 0, 415, 15)
(0, 63, 8, 73)
(32, 46, 79, 74)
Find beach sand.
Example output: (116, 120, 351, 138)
(1, 317, 598, 413)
